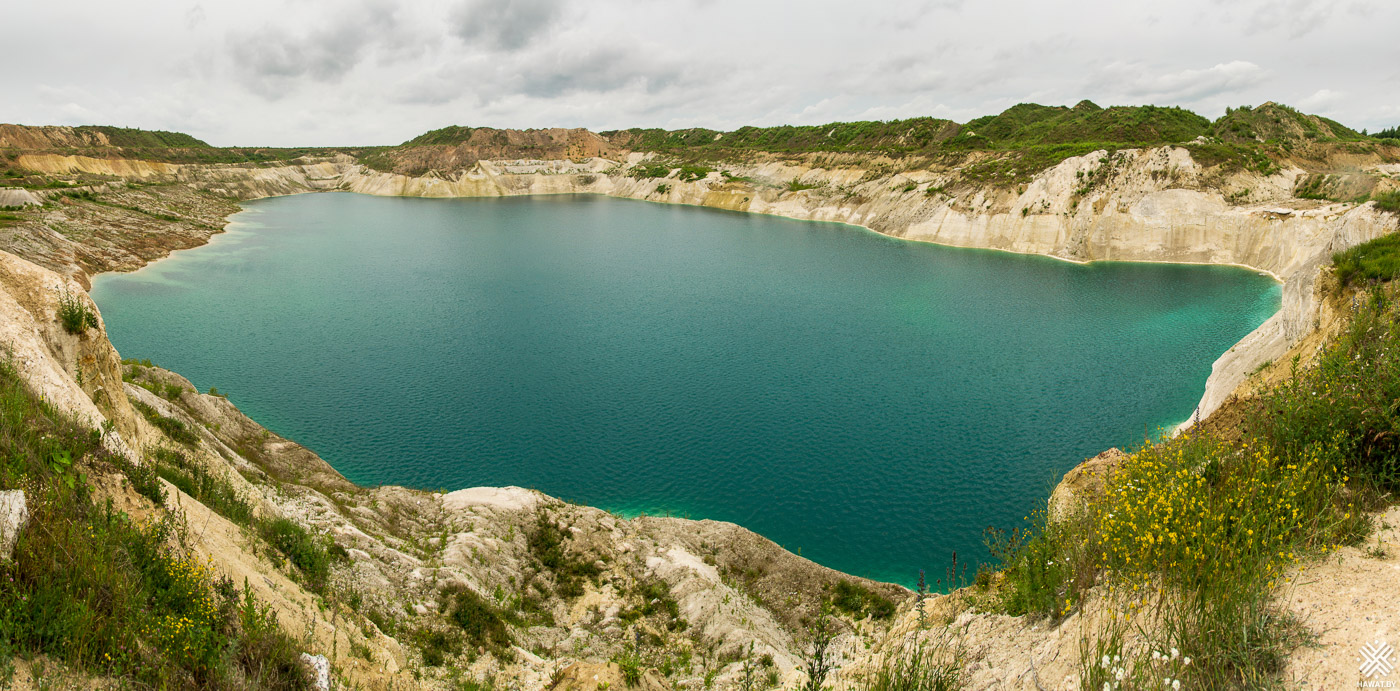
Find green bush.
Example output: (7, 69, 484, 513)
(984, 516, 1074, 618)
(628, 163, 672, 179)
(152, 447, 253, 525)
(1373, 189, 1400, 214)
(413, 627, 460, 667)
(527, 513, 599, 599)
(1256, 287, 1400, 488)
(614, 649, 643, 687)
(675, 164, 713, 182)
(442, 585, 511, 654)
(828, 579, 895, 620)
(132, 400, 198, 446)
(259, 518, 337, 591)
(56, 290, 99, 335)
(112, 453, 166, 506)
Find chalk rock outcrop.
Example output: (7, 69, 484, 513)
(0, 490, 28, 560)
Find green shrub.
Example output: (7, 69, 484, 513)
(413, 628, 460, 666)
(1294, 173, 1332, 200)
(112, 453, 166, 506)
(614, 649, 643, 687)
(1256, 287, 1400, 488)
(1373, 189, 1400, 214)
(985, 517, 1072, 618)
(152, 447, 253, 525)
(828, 580, 895, 620)
(442, 585, 511, 654)
(260, 518, 336, 591)
(132, 400, 198, 446)
(675, 164, 713, 182)
(1333, 233, 1400, 286)
(56, 290, 98, 335)
(527, 513, 600, 599)
(628, 163, 672, 179)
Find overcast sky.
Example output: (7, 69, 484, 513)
(4, 0, 1398, 147)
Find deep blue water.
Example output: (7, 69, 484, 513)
(91, 193, 1280, 585)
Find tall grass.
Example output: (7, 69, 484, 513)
(860, 635, 964, 691)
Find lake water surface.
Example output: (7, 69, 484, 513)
(91, 193, 1280, 585)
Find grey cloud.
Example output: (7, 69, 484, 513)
(451, 0, 563, 51)
(518, 48, 683, 98)
(393, 42, 692, 109)
(227, 1, 397, 98)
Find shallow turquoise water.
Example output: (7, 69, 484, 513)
(91, 193, 1280, 585)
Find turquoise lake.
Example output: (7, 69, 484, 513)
(91, 193, 1281, 585)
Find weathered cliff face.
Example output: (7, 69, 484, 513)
(0, 124, 115, 149)
(16, 153, 181, 179)
(375, 127, 624, 176)
(0, 253, 140, 453)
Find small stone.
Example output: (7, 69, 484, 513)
(299, 653, 330, 691)
(0, 490, 29, 560)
